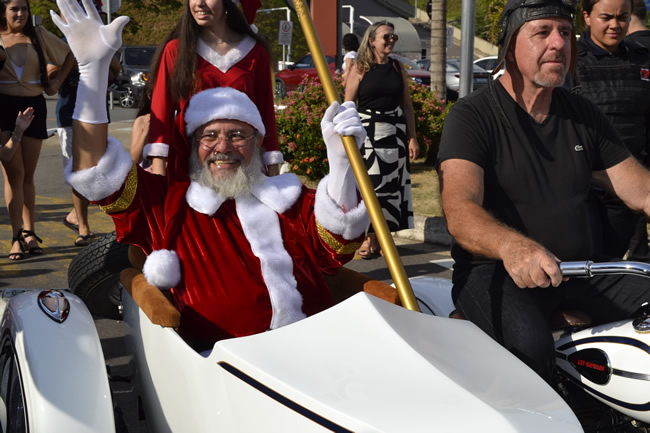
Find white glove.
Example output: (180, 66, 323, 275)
(51, 0, 129, 124)
(321, 101, 366, 210)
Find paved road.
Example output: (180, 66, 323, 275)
(0, 95, 453, 431)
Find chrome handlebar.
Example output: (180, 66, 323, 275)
(560, 261, 650, 278)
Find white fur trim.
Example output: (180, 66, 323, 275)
(65, 137, 134, 201)
(263, 150, 284, 165)
(186, 174, 301, 216)
(252, 173, 302, 214)
(143, 250, 181, 290)
(197, 36, 255, 73)
(314, 175, 369, 240)
(236, 194, 306, 329)
(185, 87, 265, 137)
(186, 181, 226, 216)
(143, 142, 170, 159)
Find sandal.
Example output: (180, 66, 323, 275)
(22, 230, 43, 256)
(358, 237, 380, 260)
(8, 231, 25, 261)
(62, 217, 79, 234)
(74, 234, 93, 247)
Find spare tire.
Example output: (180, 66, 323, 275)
(68, 231, 131, 320)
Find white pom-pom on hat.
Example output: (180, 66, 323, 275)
(185, 87, 266, 138)
(142, 249, 181, 290)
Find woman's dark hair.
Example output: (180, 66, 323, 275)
(148, 0, 272, 107)
(0, 0, 48, 88)
(582, 0, 631, 14)
(343, 33, 359, 52)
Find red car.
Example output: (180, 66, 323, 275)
(275, 53, 335, 98)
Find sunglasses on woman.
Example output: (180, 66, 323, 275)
(382, 33, 399, 42)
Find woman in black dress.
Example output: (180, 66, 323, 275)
(345, 20, 419, 258)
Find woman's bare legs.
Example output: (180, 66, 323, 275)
(20, 136, 43, 254)
(1, 131, 25, 259)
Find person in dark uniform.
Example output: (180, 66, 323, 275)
(572, 0, 650, 259)
(626, 0, 650, 49)
(624, 0, 650, 260)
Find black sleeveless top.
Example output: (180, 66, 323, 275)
(358, 59, 403, 112)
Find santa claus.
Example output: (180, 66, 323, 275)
(54, 0, 369, 346)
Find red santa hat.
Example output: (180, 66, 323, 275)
(143, 87, 266, 290)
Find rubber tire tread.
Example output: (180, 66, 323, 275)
(68, 231, 131, 320)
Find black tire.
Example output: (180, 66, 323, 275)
(68, 231, 131, 320)
(275, 78, 287, 100)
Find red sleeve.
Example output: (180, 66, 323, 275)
(299, 188, 362, 274)
(93, 167, 167, 254)
(148, 40, 179, 151)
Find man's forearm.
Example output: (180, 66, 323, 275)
(445, 199, 529, 261)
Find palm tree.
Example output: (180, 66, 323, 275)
(429, 0, 447, 100)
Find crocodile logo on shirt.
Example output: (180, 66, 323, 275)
(575, 145, 584, 152)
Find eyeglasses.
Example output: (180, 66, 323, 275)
(195, 130, 257, 152)
(382, 33, 399, 42)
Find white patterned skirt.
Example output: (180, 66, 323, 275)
(359, 106, 414, 232)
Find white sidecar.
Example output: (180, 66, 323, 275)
(0, 282, 583, 432)
(121, 285, 582, 432)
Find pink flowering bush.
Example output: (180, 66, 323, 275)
(408, 80, 449, 163)
(276, 73, 448, 180)
(276, 74, 339, 180)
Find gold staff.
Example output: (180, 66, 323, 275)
(291, 0, 420, 312)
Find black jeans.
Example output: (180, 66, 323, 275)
(452, 262, 650, 382)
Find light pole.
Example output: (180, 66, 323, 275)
(341, 5, 354, 34)
(258, 7, 292, 65)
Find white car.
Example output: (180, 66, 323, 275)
(474, 55, 505, 79)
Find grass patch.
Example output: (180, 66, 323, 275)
(410, 160, 443, 217)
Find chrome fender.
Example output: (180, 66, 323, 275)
(0, 289, 114, 433)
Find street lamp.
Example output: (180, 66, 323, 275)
(342, 5, 354, 34)
(258, 7, 292, 65)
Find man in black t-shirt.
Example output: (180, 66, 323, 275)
(438, 0, 650, 382)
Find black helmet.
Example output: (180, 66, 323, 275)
(493, 0, 577, 74)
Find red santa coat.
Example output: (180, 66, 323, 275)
(75, 139, 367, 344)
(146, 37, 282, 166)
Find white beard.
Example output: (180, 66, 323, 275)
(189, 149, 266, 199)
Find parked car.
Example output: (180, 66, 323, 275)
(275, 53, 335, 99)
(389, 54, 431, 88)
(473, 55, 505, 79)
(417, 58, 491, 101)
(115, 45, 157, 108)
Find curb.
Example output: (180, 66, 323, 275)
(394, 215, 451, 246)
